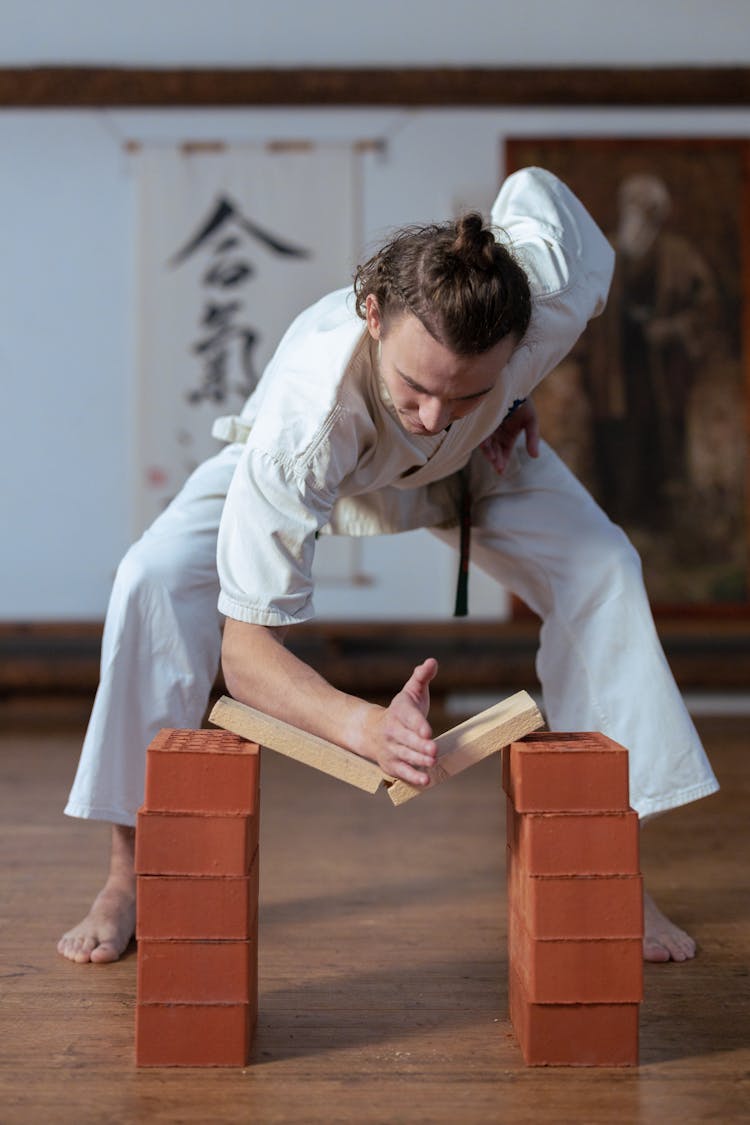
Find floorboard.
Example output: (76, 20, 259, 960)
(0, 717, 747, 1124)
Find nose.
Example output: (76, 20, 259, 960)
(418, 396, 452, 433)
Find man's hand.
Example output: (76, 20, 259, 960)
(480, 398, 540, 475)
(223, 619, 440, 788)
(364, 658, 439, 787)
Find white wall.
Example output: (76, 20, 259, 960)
(2, 0, 749, 66)
(1, 3, 749, 620)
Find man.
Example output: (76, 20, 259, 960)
(584, 172, 719, 526)
(58, 167, 718, 966)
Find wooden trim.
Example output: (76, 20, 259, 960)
(1, 619, 748, 699)
(0, 66, 749, 108)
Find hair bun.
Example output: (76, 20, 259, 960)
(452, 212, 496, 267)
(353, 209, 531, 353)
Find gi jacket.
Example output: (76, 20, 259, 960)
(215, 167, 614, 626)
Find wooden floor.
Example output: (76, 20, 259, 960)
(1, 715, 748, 1124)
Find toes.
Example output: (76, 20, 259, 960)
(58, 889, 136, 965)
(643, 928, 697, 963)
(682, 931, 697, 954)
(58, 941, 88, 963)
(644, 939, 671, 963)
(670, 944, 687, 962)
(642, 891, 697, 963)
(73, 937, 97, 964)
(58, 929, 123, 964)
(57, 932, 88, 962)
(672, 933, 697, 961)
(89, 942, 120, 964)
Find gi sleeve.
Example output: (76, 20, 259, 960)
(216, 395, 364, 626)
(216, 444, 336, 627)
(492, 167, 615, 398)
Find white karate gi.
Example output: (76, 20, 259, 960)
(65, 168, 719, 826)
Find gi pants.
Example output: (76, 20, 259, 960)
(65, 440, 719, 825)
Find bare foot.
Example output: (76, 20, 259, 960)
(643, 889, 697, 963)
(57, 824, 136, 964)
(57, 879, 136, 963)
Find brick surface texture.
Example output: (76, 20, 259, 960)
(503, 732, 643, 1066)
(135, 728, 260, 1067)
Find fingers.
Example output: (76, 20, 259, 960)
(386, 739, 437, 787)
(374, 656, 441, 784)
(394, 761, 436, 788)
(508, 399, 540, 458)
(385, 707, 436, 754)
(481, 435, 509, 475)
(481, 399, 540, 474)
(401, 657, 438, 716)
(397, 742, 437, 772)
(382, 743, 436, 787)
(378, 696, 437, 785)
(407, 657, 438, 690)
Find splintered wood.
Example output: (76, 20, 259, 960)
(209, 691, 544, 804)
(386, 692, 544, 805)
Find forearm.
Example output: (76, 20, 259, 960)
(221, 618, 383, 760)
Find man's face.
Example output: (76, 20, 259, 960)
(616, 174, 671, 260)
(365, 295, 516, 436)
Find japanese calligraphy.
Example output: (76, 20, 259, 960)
(169, 195, 311, 405)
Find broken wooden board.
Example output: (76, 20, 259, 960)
(208, 696, 388, 794)
(386, 691, 544, 806)
(210, 691, 544, 804)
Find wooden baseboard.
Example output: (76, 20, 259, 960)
(1, 619, 748, 711)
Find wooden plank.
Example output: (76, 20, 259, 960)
(208, 695, 388, 795)
(386, 691, 544, 806)
(210, 691, 542, 804)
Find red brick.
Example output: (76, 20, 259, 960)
(137, 936, 257, 1004)
(135, 809, 259, 876)
(509, 906, 643, 1004)
(136, 850, 259, 940)
(507, 804, 640, 875)
(144, 729, 259, 815)
(504, 732, 630, 813)
(505, 795, 515, 851)
(509, 966, 639, 1067)
(507, 847, 643, 939)
(135, 1001, 255, 1066)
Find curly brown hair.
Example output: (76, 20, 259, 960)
(354, 212, 531, 355)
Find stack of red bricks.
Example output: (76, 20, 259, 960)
(503, 731, 643, 1066)
(134, 729, 260, 1066)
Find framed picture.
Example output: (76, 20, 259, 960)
(506, 138, 749, 614)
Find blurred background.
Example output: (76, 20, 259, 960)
(1, 0, 748, 720)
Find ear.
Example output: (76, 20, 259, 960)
(364, 294, 383, 341)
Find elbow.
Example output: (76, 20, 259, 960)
(220, 621, 243, 700)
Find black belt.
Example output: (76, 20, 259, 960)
(453, 398, 526, 616)
(454, 469, 471, 617)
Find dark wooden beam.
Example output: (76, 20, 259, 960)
(0, 66, 748, 108)
(1, 620, 748, 705)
